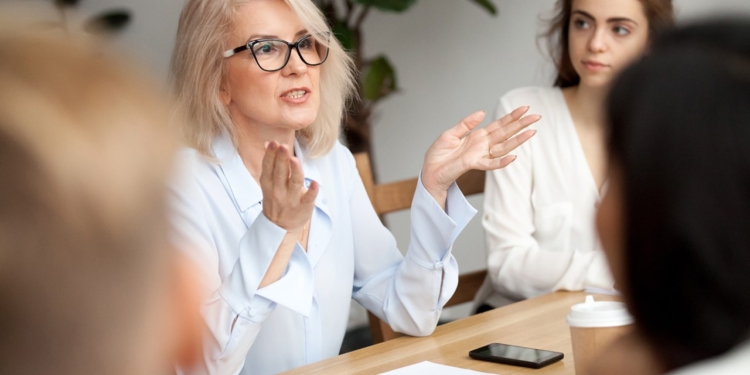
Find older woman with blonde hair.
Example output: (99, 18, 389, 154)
(169, 0, 539, 374)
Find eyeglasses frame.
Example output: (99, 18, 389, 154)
(223, 33, 330, 72)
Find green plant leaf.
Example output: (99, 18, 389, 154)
(83, 9, 131, 34)
(468, 0, 497, 15)
(353, 0, 416, 12)
(363, 55, 397, 102)
(332, 19, 355, 52)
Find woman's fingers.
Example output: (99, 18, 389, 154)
(272, 145, 291, 190)
(488, 114, 541, 144)
(488, 129, 537, 160)
(447, 110, 486, 138)
(288, 157, 304, 190)
(258, 142, 318, 231)
(301, 180, 319, 205)
(476, 153, 518, 170)
(261, 141, 279, 187)
(485, 106, 530, 134)
(493, 155, 518, 169)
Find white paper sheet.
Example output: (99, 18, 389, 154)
(379, 361, 497, 375)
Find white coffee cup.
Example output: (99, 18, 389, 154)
(566, 295, 633, 375)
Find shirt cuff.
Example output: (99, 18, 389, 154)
(243, 294, 276, 323)
(445, 177, 477, 242)
(219, 214, 286, 316)
(243, 244, 316, 321)
(407, 173, 477, 264)
(254, 243, 315, 317)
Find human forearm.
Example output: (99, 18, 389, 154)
(257, 142, 316, 287)
(258, 229, 301, 288)
(486, 241, 613, 299)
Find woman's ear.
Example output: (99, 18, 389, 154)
(170, 252, 204, 369)
(219, 79, 232, 106)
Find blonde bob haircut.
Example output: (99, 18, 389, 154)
(171, 0, 356, 158)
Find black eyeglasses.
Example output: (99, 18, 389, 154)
(223, 33, 330, 72)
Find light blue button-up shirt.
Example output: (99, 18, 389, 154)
(171, 133, 476, 375)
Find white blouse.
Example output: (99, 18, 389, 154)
(170, 132, 476, 375)
(475, 86, 614, 308)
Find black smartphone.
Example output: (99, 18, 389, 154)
(469, 343, 564, 369)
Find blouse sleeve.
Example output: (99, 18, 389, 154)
(482, 95, 613, 301)
(345, 150, 477, 335)
(170, 153, 315, 375)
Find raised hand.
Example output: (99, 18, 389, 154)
(260, 141, 318, 234)
(421, 106, 540, 206)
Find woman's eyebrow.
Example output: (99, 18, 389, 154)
(247, 33, 277, 41)
(572, 10, 639, 25)
(572, 10, 595, 20)
(246, 29, 309, 41)
(606, 17, 638, 25)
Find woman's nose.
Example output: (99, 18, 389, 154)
(282, 49, 308, 75)
(588, 29, 607, 53)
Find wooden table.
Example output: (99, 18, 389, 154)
(282, 291, 620, 374)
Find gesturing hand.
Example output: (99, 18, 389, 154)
(422, 106, 540, 204)
(260, 141, 318, 234)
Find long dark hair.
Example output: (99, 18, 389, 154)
(606, 19, 750, 371)
(543, 0, 674, 88)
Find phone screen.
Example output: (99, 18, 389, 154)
(469, 343, 563, 368)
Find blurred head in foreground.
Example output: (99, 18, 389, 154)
(597, 18, 750, 371)
(0, 22, 200, 375)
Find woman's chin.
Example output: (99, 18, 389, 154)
(283, 115, 317, 131)
(286, 118, 315, 131)
(579, 74, 614, 89)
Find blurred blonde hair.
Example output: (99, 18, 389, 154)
(170, 0, 356, 158)
(0, 24, 180, 375)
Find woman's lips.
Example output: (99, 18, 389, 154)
(280, 88, 310, 104)
(582, 60, 610, 71)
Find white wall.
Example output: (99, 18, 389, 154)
(0, 0, 182, 80)
(5, 0, 749, 328)
(75, 0, 183, 78)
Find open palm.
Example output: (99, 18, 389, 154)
(422, 106, 540, 197)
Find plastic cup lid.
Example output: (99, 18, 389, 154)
(566, 295, 634, 328)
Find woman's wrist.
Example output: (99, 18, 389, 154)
(421, 169, 449, 210)
(422, 164, 451, 191)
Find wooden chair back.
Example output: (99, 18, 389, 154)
(353, 152, 488, 344)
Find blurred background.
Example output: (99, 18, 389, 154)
(5, 0, 749, 350)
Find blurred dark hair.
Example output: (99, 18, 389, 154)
(544, 0, 674, 88)
(606, 19, 750, 371)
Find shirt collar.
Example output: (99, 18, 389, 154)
(212, 132, 261, 212)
